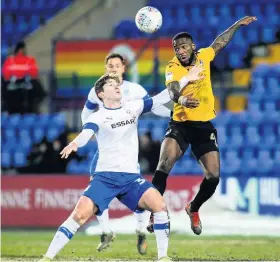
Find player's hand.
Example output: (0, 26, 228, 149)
(237, 16, 257, 26)
(180, 95, 200, 108)
(187, 65, 205, 82)
(60, 142, 78, 159)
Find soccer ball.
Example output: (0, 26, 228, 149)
(135, 6, 162, 34)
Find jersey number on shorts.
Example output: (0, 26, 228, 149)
(135, 178, 145, 185)
(210, 133, 218, 147)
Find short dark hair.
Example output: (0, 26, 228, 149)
(172, 32, 193, 43)
(14, 41, 26, 54)
(105, 53, 125, 64)
(94, 74, 120, 97)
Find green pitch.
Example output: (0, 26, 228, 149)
(2, 231, 280, 261)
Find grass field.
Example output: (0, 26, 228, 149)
(2, 231, 280, 261)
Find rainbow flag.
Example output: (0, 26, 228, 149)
(55, 38, 175, 93)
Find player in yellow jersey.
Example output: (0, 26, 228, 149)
(147, 16, 257, 235)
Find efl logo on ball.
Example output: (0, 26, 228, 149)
(135, 6, 162, 34)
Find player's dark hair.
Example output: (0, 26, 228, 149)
(14, 41, 26, 54)
(105, 53, 125, 64)
(94, 74, 120, 99)
(172, 32, 193, 43)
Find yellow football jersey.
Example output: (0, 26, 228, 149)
(165, 47, 216, 122)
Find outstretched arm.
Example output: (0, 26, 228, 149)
(60, 123, 98, 159)
(211, 16, 257, 55)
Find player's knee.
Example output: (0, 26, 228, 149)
(206, 170, 220, 179)
(72, 209, 91, 225)
(152, 199, 167, 213)
(204, 164, 220, 179)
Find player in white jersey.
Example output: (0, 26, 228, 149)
(82, 53, 171, 254)
(39, 74, 174, 262)
(81, 53, 171, 124)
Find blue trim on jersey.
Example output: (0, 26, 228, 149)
(153, 223, 169, 230)
(134, 208, 145, 214)
(58, 226, 73, 239)
(142, 97, 153, 114)
(104, 106, 122, 110)
(85, 100, 98, 110)
(143, 94, 151, 100)
(83, 123, 99, 132)
(90, 149, 99, 175)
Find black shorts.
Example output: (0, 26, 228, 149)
(164, 119, 219, 160)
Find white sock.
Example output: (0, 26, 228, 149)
(45, 217, 80, 259)
(134, 210, 146, 234)
(153, 211, 170, 259)
(96, 209, 111, 234)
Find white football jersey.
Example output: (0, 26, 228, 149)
(84, 99, 152, 174)
(86, 80, 148, 108)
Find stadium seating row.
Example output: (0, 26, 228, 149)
(1, 113, 66, 168)
(1, 0, 73, 61)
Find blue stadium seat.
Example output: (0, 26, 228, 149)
(263, 102, 279, 121)
(14, 149, 28, 167)
(249, 82, 265, 102)
(66, 159, 80, 174)
(46, 127, 61, 142)
(213, 111, 232, 125)
(19, 128, 31, 140)
(252, 64, 270, 78)
(1, 151, 12, 168)
(1, 113, 9, 128)
(246, 28, 259, 44)
(151, 127, 165, 141)
(6, 114, 21, 128)
(22, 114, 37, 128)
(32, 127, 45, 143)
(230, 112, 248, 125)
(19, 136, 32, 151)
(78, 160, 91, 174)
(247, 111, 263, 125)
(256, 150, 273, 174)
(222, 150, 241, 175)
(267, 78, 280, 99)
(245, 126, 260, 146)
(272, 149, 280, 173)
(216, 126, 228, 145)
(228, 125, 244, 148)
(247, 102, 260, 113)
(229, 51, 244, 68)
(138, 119, 151, 135)
(241, 156, 258, 175)
(36, 114, 52, 128)
(51, 113, 66, 129)
(219, 4, 231, 19)
(234, 5, 246, 20)
(4, 128, 17, 141)
(262, 27, 275, 43)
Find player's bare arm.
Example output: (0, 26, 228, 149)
(167, 81, 199, 109)
(211, 16, 257, 55)
(167, 65, 204, 108)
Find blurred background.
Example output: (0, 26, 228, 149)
(1, 0, 280, 236)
